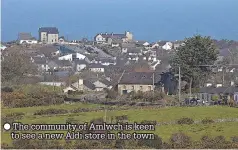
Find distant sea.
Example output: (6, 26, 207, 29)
(1, 0, 238, 42)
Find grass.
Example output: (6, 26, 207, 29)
(2, 104, 238, 145)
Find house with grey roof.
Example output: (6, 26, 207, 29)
(73, 59, 88, 72)
(39, 27, 59, 44)
(31, 56, 49, 72)
(18, 33, 37, 44)
(121, 43, 136, 53)
(64, 79, 96, 93)
(197, 86, 238, 104)
(118, 72, 161, 95)
(48, 60, 72, 71)
(94, 31, 133, 44)
(38, 45, 60, 58)
(92, 57, 116, 66)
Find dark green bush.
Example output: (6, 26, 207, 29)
(34, 108, 68, 115)
(177, 117, 194, 125)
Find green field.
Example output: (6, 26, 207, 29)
(2, 103, 238, 145)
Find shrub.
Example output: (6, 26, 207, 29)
(114, 139, 125, 149)
(71, 108, 90, 113)
(106, 89, 118, 99)
(1, 87, 14, 92)
(201, 118, 214, 124)
(34, 108, 68, 115)
(90, 117, 104, 124)
(231, 136, 238, 143)
(115, 115, 128, 122)
(177, 117, 194, 125)
(212, 95, 219, 101)
(170, 132, 192, 148)
(137, 134, 162, 149)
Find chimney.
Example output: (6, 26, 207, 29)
(105, 32, 108, 35)
(111, 32, 114, 36)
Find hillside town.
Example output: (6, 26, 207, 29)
(1, 27, 238, 105)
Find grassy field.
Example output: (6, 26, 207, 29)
(2, 103, 238, 145)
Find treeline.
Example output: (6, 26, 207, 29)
(2, 133, 238, 149)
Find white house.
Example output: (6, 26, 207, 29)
(58, 53, 86, 61)
(151, 43, 159, 49)
(18, 33, 38, 44)
(162, 42, 173, 50)
(74, 60, 88, 71)
(143, 42, 150, 46)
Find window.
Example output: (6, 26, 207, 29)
(140, 86, 143, 91)
(202, 94, 204, 99)
(131, 86, 134, 90)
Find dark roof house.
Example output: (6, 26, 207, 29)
(199, 87, 238, 94)
(18, 33, 36, 41)
(119, 72, 161, 85)
(39, 27, 59, 34)
(88, 63, 105, 69)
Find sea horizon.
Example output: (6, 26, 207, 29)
(1, 0, 238, 42)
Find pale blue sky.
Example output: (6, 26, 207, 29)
(2, 0, 238, 42)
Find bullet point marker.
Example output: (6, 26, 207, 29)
(4, 123, 11, 130)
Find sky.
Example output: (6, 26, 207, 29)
(1, 0, 238, 42)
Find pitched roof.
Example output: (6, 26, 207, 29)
(54, 60, 72, 67)
(119, 72, 161, 85)
(38, 45, 59, 57)
(39, 27, 59, 34)
(96, 33, 127, 39)
(18, 33, 34, 40)
(127, 48, 142, 53)
(32, 56, 47, 64)
(72, 80, 96, 90)
(199, 87, 238, 94)
(88, 63, 105, 68)
(74, 59, 88, 65)
(95, 57, 116, 63)
(83, 80, 96, 90)
(121, 43, 136, 48)
(112, 38, 123, 44)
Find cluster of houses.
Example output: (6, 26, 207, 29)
(1, 26, 238, 104)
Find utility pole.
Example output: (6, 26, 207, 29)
(153, 72, 155, 99)
(178, 66, 181, 105)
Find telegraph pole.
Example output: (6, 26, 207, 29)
(153, 72, 155, 100)
(178, 66, 181, 105)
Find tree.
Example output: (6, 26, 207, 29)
(2, 52, 37, 84)
(170, 35, 218, 88)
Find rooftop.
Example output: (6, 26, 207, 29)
(39, 27, 59, 34)
(119, 72, 161, 85)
